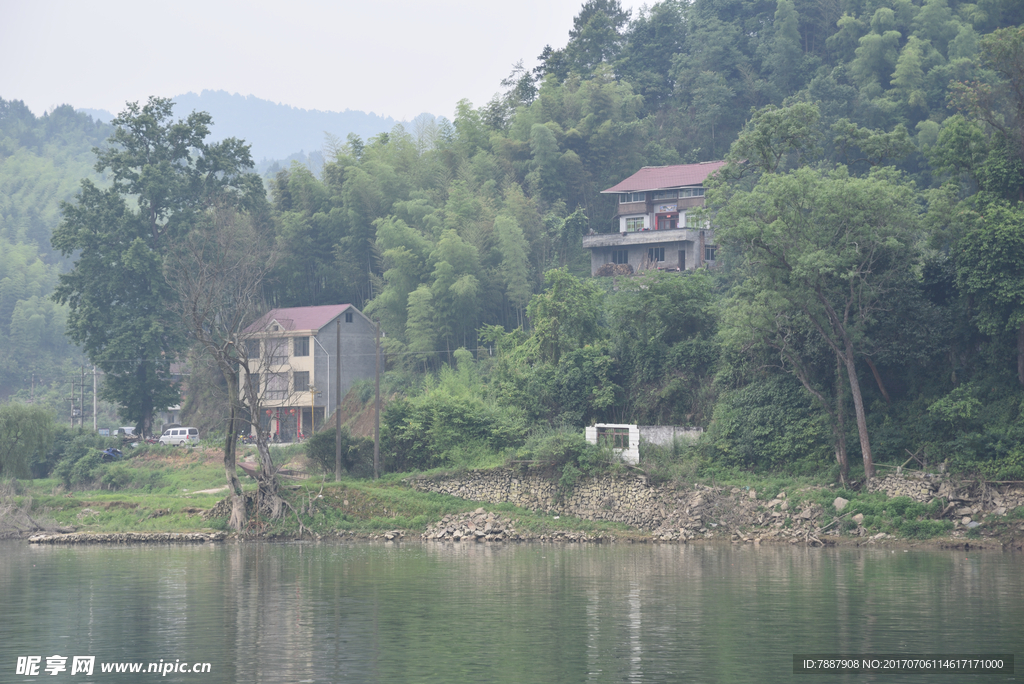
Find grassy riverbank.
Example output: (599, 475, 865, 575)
(4, 445, 1022, 549)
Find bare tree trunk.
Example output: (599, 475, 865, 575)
(835, 356, 848, 486)
(843, 337, 874, 480)
(254, 436, 285, 520)
(224, 402, 246, 532)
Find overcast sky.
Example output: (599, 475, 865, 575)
(2, 0, 645, 122)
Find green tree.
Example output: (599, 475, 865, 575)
(527, 268, 604, 364)
(52, 97, 263, 435)
(955, 198, 1024, 385)
(0, 403, 55, 479)
(717, 166, 922, 479)
(494, 214, 532, 327)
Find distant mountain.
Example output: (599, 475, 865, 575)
(77, 90, 435, 166)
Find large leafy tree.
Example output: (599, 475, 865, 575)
(717, 166, 922, 479)
(52, 97, 263, 435)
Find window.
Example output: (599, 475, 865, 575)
(648, 247, 665, 262)
(345, 312, 353, 323)
(293, 336, 309, 357)
(657, 216, 677, 230)
(625, 216, 644, 232)
(266, 373, 288, 400)
(653, 190, 677, 200)
(679, 187, 705, 198)
(705, 246, 717, 262)
(619, 192, 644, 203)
(244, 339, 260, 359)
(266, 338, 288, 365)
(246, 372, 260, 396)
(293, 371, 310, 392)
(612, 250, 628, 265)
(597, 426, 630, 449)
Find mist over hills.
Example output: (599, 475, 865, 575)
(78, 90, 434, 166)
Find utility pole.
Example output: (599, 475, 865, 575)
(93, 365, 98, 431)
(374, 320, 381, 480)
(335, 318, 342, 480)
(80, 366, 86, 429)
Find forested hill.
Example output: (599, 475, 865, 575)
(7, 0, 1024, 481)
(80, 90, 419, 164)
(0, 100, 106, 405)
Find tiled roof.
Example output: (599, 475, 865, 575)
(243, 304, 353, 334)
(601, 161, 728, 193)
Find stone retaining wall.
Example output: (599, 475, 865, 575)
(410, 468, 1024, 542)
(28, 532, 226, 544)
(409, 469, 677, 530)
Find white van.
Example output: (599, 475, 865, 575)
(159, 427, 200, 446)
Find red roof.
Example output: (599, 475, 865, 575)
(601, 161, 727, 194)
(243, 304, 354, 334)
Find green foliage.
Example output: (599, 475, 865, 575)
(638, 437, 708, 485)
(381, 361, 526, 473)
(7, 2, 1024, 486)
(306, 427, 375, 479)
(843, 495, 954, 539)
(515, 427, 614, 496)
(0, 402, 55, 479)
(701, 375, 833, 472)
(52, 97, 264, 434)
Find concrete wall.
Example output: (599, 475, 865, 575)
(639, 426, 704, 447)
(585, 424, 640, 465)
(313, 313, 376, 419)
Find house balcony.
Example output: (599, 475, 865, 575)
(582, 227, 707, 249)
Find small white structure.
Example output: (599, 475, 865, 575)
(638, 425, 703, 447)
(585, 423, 641, 465)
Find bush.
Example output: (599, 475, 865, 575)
(307, 428, 375, 478)
(53, 449, 104, 488)
(99, 464, 167, 491)
(381, 388, 525, 473)
(515, 428, 614, 496)
(699, 375, 832, 472)
(639, 437, 707, 485)
(50, 433, 125, 488)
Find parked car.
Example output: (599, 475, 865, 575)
(100, 447, 124, 461)
(158, 427, 200, 446)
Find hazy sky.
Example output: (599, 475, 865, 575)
(2, 0, 645, 122)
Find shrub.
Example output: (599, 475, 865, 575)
(516, 428, 614, 497)
(99, 464, 167, 491)
(381, 388, 525, 473)
(307, 428, 375, 479)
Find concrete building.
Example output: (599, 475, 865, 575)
(240, 304, 375, 441)
(583, 161, 726, 276)
(585, 424, 641, 465)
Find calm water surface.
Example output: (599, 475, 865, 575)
(1, 541, 1020, 683)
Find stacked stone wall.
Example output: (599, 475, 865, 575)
(409, 469, 675, 530)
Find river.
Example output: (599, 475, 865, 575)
(1, 541, 1019, 683)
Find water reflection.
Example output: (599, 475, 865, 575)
(1, 542, 1019, 684)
